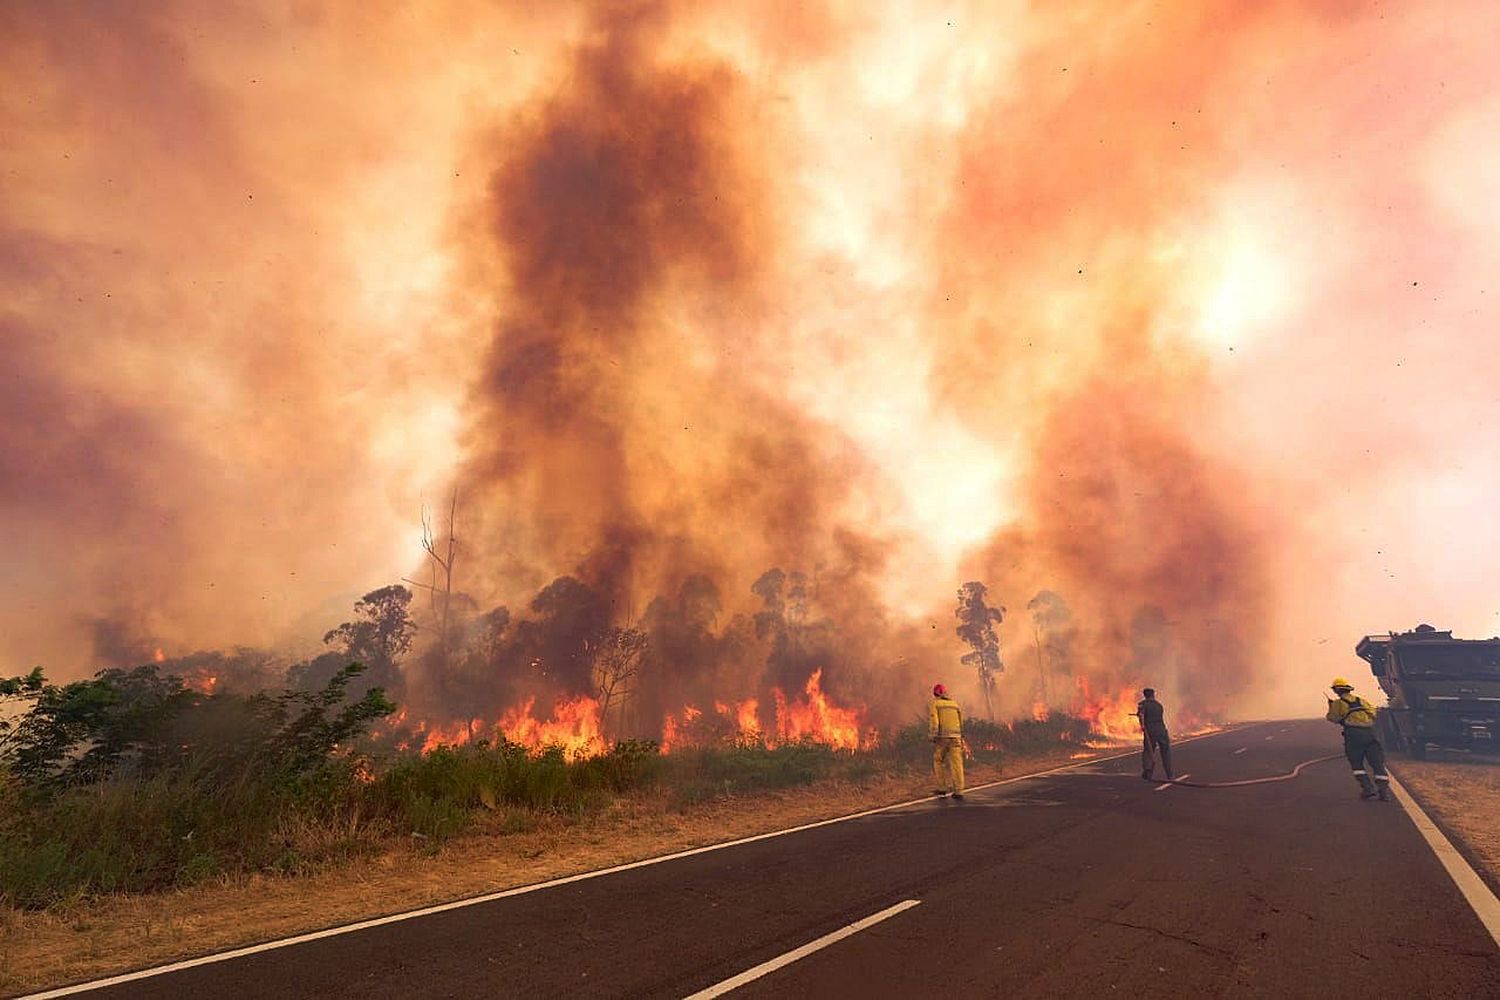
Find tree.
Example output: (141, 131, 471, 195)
(321, 585, 415, 694)
(590, 626, 648, 731)
(751, 569, 787, 641)
(2, 663, 394, 789)
(403, 491, 461, 672)
(0, 667, 48, 762)
(4, 666, 195, 785)
(0, 666, 45, 699)
(1026, 590, 1077, 704)
(956, 581, 1005, 719)
(515, 576, 611, 693)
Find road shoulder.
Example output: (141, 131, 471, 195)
(1391, 758, 1500, 899)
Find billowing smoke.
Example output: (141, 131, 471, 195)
(5, 1, 1500, 733)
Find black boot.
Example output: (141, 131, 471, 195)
(1356, 773, 1377, 799)
(1376, 780, 1391, 802)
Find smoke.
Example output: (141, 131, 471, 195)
(5, 1, 1500, 728)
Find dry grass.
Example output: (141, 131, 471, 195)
(1393, 754, 1500, 892)
(0, 747, 1107, 996)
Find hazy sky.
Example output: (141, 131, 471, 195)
(3, 1, 1497, 720)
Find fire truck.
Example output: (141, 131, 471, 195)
(1354, 624, 1500, 759)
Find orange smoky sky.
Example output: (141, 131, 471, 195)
(3, 1, 1498, 720)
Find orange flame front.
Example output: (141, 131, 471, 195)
(772, 669, 869, 750)
(392, 696, 605, 760)
(659, 672, 871, 752)
(497, 695, 603, 760)
(1073, 677, 1141, 741)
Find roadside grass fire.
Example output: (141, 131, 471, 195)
(0, 652, 1113, 911)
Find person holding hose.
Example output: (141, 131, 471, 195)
(1326, 677, 1390, 801)
(929, 683, 965, 799)
(1136, 688, 1175, 781)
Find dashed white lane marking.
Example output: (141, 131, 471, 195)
(1233, 747, 1249, 755)
(1264, 735, 1275, 741)
(1154, 774, 1190, 791)
(20, 724, 1251, 1000)
(1390, 774, 1500, 949)
(683, 899, 922, 998)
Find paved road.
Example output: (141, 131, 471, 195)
(47, 720, 1500, 999)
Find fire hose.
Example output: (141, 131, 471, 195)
(1142, 753, 1343, 788)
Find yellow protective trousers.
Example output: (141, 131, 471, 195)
(933, 737, 965, 794)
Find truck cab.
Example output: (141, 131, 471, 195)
(1355, 624, 1500, 758)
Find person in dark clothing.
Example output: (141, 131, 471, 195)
(1136, 688, 1174, 781)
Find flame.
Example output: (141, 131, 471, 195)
(771, 669, 872, 751)
(1031, 700, 1050, 722)
(381, 696, 604, 760)
(660, 704, 702, 754)
(497, 695, 604, 760)
(660, 674, 870, 752)
(1073, 677, 1141, 742)
(153, 648, 165, 663)
(735, 699, 761, 736)
(383, 708, 415, 752)
(419, 717, 484, 754)
(177, 666, 219, 695)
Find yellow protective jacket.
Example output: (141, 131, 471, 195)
(1326, 693, 1377, 729)
(929, 696, 963, 738)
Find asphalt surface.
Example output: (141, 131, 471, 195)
(52, 720, 1500, 999)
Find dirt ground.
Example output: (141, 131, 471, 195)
(0, 747, 1121, 996)
(1393, 753, 1500, 894)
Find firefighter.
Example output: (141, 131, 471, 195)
(929, 683, 965, 799)
(1136, 688, 1174, 781)
(1326, 677, 1390, 801)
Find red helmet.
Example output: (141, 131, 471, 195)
(933, 683, 948, 697)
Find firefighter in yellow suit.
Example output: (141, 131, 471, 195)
(929, 683, 965, 799)
(1325, 677, 1390, 802)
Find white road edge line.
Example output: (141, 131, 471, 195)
(1389, 774, 1500, 949)
(1154, 774, 1190, 791)
(18, 724, 1250, 1000)
(682, 899, 921, 999)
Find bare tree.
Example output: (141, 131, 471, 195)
(590, 626, 648, 733)
(403, 490, 460, 669)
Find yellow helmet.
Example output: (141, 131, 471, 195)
(1331, 677, 1353, 690)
